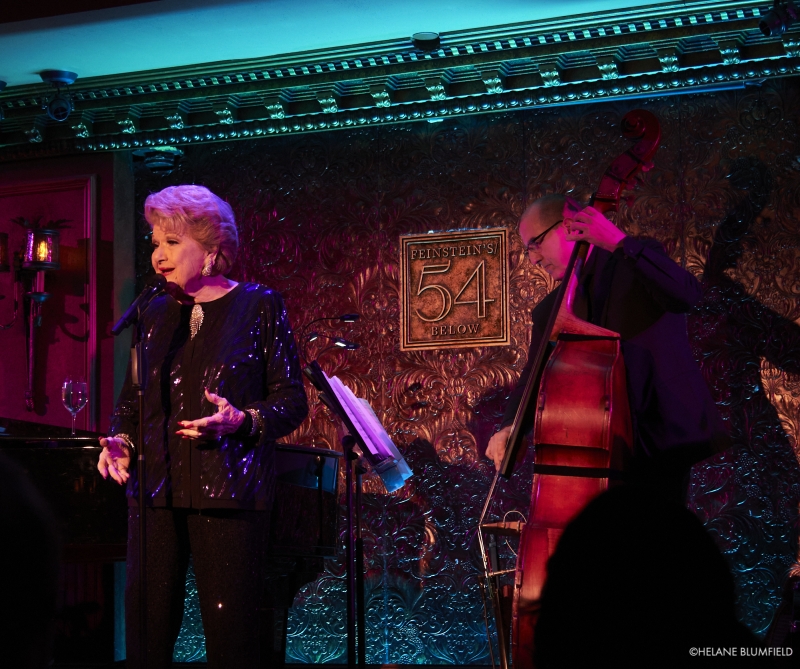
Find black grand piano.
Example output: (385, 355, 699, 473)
(0, 417, 341, 666)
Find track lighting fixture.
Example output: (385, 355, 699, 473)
(132, 147, 184, 176)
(759, 0, 798, 36)
(412, 32, 440, 51)
(40, 70, 77, 122)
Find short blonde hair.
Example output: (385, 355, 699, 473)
(523, 194, 583, 223)
(144, 185, 238, 276)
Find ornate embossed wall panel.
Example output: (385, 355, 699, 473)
(133, 78, 800, 662)
(681, 84, 800, 635)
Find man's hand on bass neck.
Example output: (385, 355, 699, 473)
(563, 206, 627, 253)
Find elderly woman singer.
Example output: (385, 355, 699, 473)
(97, 185, 308, 668)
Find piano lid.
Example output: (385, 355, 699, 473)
(0, 416, 102, 445)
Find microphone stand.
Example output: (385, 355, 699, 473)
(342, 434, 367, 669)
(130, 322, 147, 669)
(342, 435, 357, 668)
(355, 455, 366, 669)
(113, 288, 159, 668)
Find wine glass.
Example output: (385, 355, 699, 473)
(62, 376, 88, 436)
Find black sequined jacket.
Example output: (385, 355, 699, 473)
(109, 283, 308, 510)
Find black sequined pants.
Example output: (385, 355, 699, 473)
(124, 507, 269, 669)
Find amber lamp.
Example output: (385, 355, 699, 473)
(23, 228, 60, 271)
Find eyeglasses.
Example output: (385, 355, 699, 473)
(525, 219, 563, 254)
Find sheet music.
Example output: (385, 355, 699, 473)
(323, 371, 412, 492)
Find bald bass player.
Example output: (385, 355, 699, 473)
(486, 194, 728, 502)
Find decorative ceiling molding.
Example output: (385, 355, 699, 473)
(0, 0, 797, 161)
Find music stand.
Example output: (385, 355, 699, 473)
(303, 361, 412, 668)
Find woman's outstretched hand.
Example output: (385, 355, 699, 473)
(98, 437, 131, 485)
(176, 389, 246, 440)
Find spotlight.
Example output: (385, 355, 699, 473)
(412, 32, 440, 51)
(132, 147, 184, 176)
(45, 95, 72, 122)
(759, 0, 798, 36)
(40, 70, 77, 122)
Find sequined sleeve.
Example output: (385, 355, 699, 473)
(246, 290, 308, 440)
(108, 336, 139, 445)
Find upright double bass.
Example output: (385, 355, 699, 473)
(477, 110, 661, 669)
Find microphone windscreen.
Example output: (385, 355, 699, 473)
(147, 274, 167, 289)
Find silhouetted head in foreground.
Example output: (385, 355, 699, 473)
(0, 453, 61, 668)
(534, 485, 768, 668)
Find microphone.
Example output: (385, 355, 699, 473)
(111, 274, 167, 336)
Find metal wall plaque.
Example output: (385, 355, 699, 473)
(400, 228, 509, 351)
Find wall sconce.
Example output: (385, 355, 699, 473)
(23, 226, 60, 329)
(5, 218, 65, 411)
(24, 228, 60, 270)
